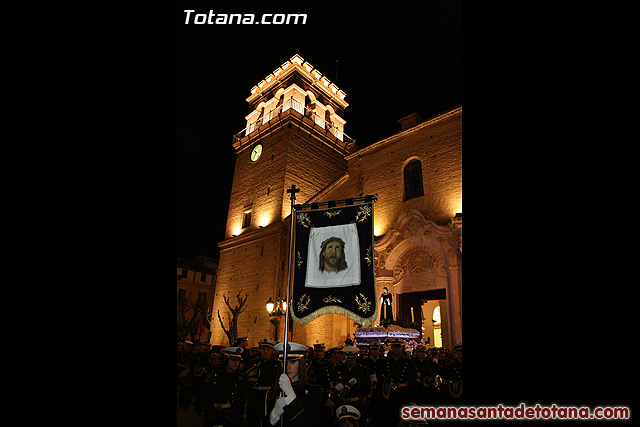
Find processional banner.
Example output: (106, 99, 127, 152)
(290, 202, 377, 326)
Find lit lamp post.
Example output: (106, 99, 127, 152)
(266, 297, 283, 341)
(266, 297, 292, 341)
(266, 298, 275, 314)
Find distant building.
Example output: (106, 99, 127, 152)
(177, 255, 218, 343)
(211, 54, 461, 349)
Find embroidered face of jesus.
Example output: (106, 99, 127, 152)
(319, 236, 348, 273)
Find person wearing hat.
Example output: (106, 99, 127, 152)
(177, 356, 192, 411)
(234, 336, 251, 369)
(453, 342, 462, 362)
(178, 342, 202, 411)
(424, 347, 446, 404)
(307, 343, 326, 385)
(443, 343, 462, 402)
(378, 337, 417, 426)
(315, 345, 348, 425)
(177, 342, 188, 395)
(234, 336, 248, 347)
(245, 338, 278, 427)
(264, 341, 323, 426)
(205, 347, 222, 380)
(355, 344, 369, 367)
(365, 341, 384, 426)
(187, 340, 210, 416)
(335, 404, 361, 427)
(202, 347, 248, 427)
(330, 346, 371, 425)
(412, 344, 436, 405)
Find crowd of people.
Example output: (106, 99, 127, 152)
(177, 335, 463, 427)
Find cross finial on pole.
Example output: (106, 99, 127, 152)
(286, 184, 300, 201)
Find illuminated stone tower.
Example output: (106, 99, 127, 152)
(211, 54, 355, 346)
(212, 54, 463, 349)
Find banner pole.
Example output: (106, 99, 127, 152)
(282, 185, 299, 372)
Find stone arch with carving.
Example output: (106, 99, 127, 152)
(374, 209, 462, 345)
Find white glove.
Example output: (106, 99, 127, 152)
(334, 383, 344, 392)
(269, 396, 287, 425)
(278, 374, 297, 404)
(348, 378, 357, 386)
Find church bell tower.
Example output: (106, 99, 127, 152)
(212, 54, 355, 346)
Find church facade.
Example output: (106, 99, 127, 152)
(210, 54, 462, 349)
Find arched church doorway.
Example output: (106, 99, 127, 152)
(397, 288, 449, 349)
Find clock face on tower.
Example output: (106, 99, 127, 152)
(250, 144, 262, 162)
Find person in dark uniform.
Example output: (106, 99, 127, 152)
(204, 347, 222, 383)
(178, 359, 192, 410)
(333, 346, 371, 426)
(190, 340, 210, 416)
(177, 342, 187, 395)
(366, 342, 384, 426)
(234, 336, 250, 369)
(208, 346, 223, 371)
(366, 341, 383, 375)
(378, 337, 417, 426)
(412, 344, 437, 405)
(265, 341, 323, 426)
(317, 345, 347, 425)
(307, 343, 326, 385)
(355, 344, 370, 368)
(179, 343, 201, 411)
(443, 342, 462, 402)
(202, 346, 249, 427)
(335, 404, 362, 427)
(245, 338, 278, 427)
(426, 347, 446, 405)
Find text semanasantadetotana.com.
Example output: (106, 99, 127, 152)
(401, 404, 630, 421)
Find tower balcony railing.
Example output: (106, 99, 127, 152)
(233, 97, 355, 147)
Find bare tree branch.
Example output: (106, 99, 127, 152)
(216, 290, 249, 345)
(217, 309, 231, 344)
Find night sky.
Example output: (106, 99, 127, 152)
(177, 1, 462, 259)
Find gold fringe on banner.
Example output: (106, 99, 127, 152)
(290, 300, 379, 327)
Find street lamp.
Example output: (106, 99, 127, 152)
(266, 297, 282, 341)
(266, 298, 275, 314)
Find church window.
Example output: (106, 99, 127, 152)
(404, 159, 424, 201)
(242, 209, 252, 228)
